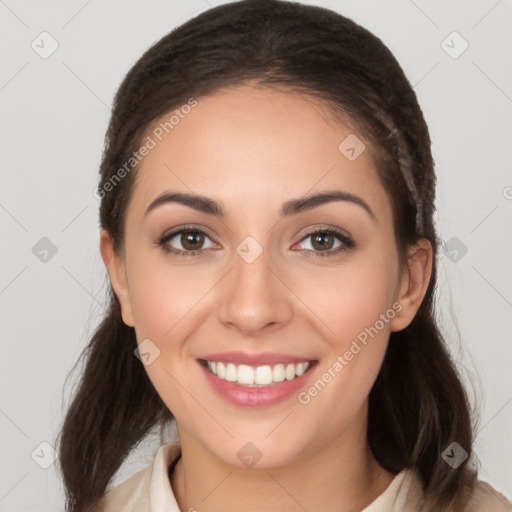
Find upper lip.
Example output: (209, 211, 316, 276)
(199, 351, 316, 367)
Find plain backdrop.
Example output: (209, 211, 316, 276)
(1, 0, 511, 509)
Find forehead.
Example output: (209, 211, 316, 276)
(129, 85, 391, 222)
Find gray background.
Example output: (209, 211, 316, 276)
(1, 0, 511, 509)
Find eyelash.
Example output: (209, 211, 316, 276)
(157, 225, 354, 259)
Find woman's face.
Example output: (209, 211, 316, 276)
(103, 85, 421, 469)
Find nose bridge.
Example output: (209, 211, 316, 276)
(217, 236, 293, 334)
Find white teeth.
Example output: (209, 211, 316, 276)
(272, 364, 285, 383)
(237, 364, 255, 385)
(225, 363, 237, 382)
(295, 362, 306, 376)
(205, 360, 312, 387)
(216, 362, 226, 379)
(285, 363, 296, 380)
(255, 365, 273, 385)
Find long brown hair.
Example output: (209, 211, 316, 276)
(56, 1, 477, 510)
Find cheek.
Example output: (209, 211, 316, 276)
(289, 252, 399, 345)
(289, 256, 397, 413)
(124, 254, 208, 416)
(127, 251, 217, 341)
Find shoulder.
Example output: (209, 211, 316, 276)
(94, 441, 182, 512)
(396, 470, 511, 512)
(94, 464, 152, 512)
(465, 479, 512, 511)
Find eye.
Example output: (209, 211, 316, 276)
(157, 226, 354, 258)
(158, 226, 216, 257)
(295, 228, 354, 257)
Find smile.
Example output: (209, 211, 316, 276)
(202, 360, 313, 387)
(197, 351, 319, 407)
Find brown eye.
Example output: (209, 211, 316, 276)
(181, 231, 205, 251)
(296, 228, 354, 258)
(310, 232, 335, 251)
(158, 228, 216, 256)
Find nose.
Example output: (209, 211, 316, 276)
(217, 245, 294, 337)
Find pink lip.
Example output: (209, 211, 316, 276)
(198, 351, 313, 367)
(197, 358, 318, 408)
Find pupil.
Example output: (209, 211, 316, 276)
(183, 231, 203, 250)
(313, 233, 333, 251)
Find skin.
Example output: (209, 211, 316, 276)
(100, 84, 432, 512)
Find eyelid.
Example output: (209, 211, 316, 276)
(294, 224, 351, 242)
(159, 224, 218, 243)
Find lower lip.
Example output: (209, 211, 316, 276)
(198, 360, 317, 408)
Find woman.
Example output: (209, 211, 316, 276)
(56, 1, 512, 511)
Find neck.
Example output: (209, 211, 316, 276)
(170, 416, 396, 512)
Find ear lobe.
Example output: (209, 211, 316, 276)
(390, 238, 433, 332)
(99, 229, 135, 327)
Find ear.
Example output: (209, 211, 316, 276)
(390, 238, 433, 332)
(99, 229, 135, 327)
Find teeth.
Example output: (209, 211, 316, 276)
(206, 360, 311, 387)
(237, 364, 254, 385)
(285, 363, 296, 380)
(255, 365, 273, 385)
(217, 362, 226, 379)
(296, 362, 306, 376)
(225, 363, 237, 382)
(272, 364, 285, 383)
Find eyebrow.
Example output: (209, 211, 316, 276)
(144, 190, 376, 222)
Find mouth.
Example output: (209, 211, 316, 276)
(199, 359, 315, 387)
(197, 355, 318, 407)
